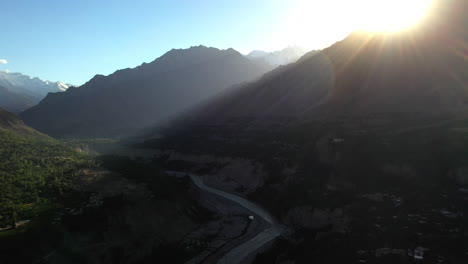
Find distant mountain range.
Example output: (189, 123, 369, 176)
(246, 46, 311, 67)
(0, 71, 70, 113)
(21, 46, 277, 138)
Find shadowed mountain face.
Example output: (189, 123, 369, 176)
(0, 71, 69, 113)
(318, 0, 467, 117)
(177, 0, 467, 126)
(319, 23, 467, 116)
(0, 86, 38, 114)
(21, 46, 274, 138)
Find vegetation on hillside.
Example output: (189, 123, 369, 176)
(0, 129, 94, 228)
(0, 143, 214, 263)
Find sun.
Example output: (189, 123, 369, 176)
(354, 0, 433, 32)
(282, 0, 434, 51)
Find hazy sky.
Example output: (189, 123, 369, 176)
(1, 0, 366, 85)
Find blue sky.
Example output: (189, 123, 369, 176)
(1, 0, 353, 85)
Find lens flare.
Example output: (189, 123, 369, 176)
(355, 0, 433, 32)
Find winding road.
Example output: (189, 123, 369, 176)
(168, 171, 284, 264)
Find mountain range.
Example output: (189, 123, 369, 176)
(21, 46, 277, 138)
(246, 46, 310, 67)
(18, 1, 468, 139)
(0, 71, 69, 113)
(171, 1, 467, 128)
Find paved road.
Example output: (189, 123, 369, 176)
(167, 171, 283, 264)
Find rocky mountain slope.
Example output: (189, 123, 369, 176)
(21, 46, 274, 138)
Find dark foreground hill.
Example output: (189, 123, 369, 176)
(21, 46, 274, 138)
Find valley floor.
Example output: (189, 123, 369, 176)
(168, 171, 284, 264)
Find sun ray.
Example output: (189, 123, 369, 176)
(355, 0, 434, 32)
(288, 0, 434, 49)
